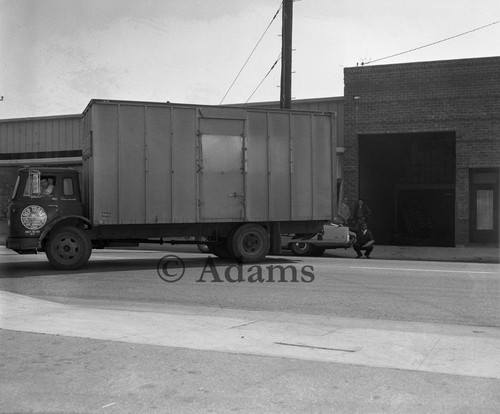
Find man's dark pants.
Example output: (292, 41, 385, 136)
(353, 244, 373, 257)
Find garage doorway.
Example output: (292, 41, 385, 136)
(358, 132, 456, 246)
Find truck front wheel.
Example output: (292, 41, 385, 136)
(45, 226, 92, 270)
(229, 224, 269, 263)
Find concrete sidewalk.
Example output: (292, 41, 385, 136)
(157, 242, 499, 264)
(323, 244, 499, 264)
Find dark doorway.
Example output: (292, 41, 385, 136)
(469, 168, 499, 244)
(358, 132, 456, 246)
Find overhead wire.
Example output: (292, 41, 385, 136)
(363, 19, 500, 65)
(245, 52, 282, 103)
(219, 2, 282, 104)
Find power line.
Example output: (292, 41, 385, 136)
(219, 3, 282, 104)
(364, 19, 500, 66)
(245, 52, 281, 103)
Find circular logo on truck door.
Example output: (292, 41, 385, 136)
(21, 205, 47, 230)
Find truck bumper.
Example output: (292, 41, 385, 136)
(6, 237, 39, 254)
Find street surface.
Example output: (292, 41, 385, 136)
(1, 246, 499, 413)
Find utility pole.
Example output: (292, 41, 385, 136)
(280, 0, 293, 109)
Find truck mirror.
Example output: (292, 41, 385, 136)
(9, 175, 20, 202)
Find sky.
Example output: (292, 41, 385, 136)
(1, 0, 499, 119)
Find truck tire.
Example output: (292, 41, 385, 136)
(229, 224, 269, 263)
(291, 242, 324, 257)
(45, 226, 92, 270)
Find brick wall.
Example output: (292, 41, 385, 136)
(344, 56, 500, 245)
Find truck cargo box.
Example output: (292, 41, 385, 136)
(82, 100, 336, 226)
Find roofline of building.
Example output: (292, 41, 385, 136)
(229, 96, 344, 107)
(0, 113, 81, 123)
(345, 55, 500, 73)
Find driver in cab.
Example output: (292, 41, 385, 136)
(40, 177, 55, 196)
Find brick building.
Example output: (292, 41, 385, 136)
(1, 56, 499, 246)
(343, 56, 500, 246)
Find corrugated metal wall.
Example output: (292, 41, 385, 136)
(0, 115, 81, 154)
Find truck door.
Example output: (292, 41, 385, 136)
(9, 170, 59, 239)
(58, 174, 84, 217)
(199, 134, 245, 220)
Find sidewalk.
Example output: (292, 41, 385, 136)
(324, 244, 499, 264)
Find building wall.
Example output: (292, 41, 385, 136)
(0, 114, 81, 155)
(343, 56, 500, 245)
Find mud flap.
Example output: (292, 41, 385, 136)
(269, 222, 282, 255)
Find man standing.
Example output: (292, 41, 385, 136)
(353, 223, 375, 258)
(353, 198, 372, 228)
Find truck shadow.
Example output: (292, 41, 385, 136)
(0, 255, 302, 279)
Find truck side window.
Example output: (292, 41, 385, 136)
(63, 178, 74, 196)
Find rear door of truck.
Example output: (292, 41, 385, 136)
(198, 109, 246, 221)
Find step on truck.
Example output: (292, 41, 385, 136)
(6, 99, 337, 269)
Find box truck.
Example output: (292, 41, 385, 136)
(6, 100, 336, 269)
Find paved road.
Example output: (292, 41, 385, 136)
(1, 247, 499, 413)
(1, 247, 498, 326)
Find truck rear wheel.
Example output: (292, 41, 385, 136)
(229, 224, 269, 263)
(45, 226, 92, 270)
